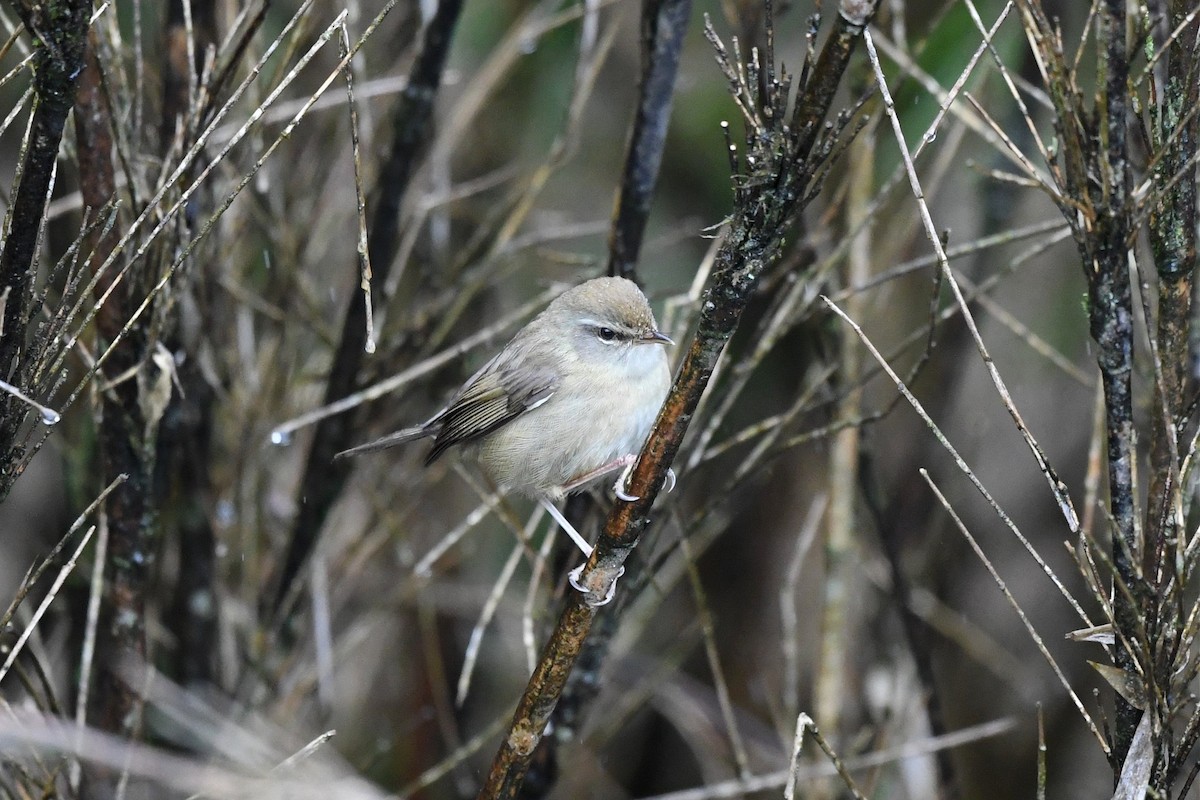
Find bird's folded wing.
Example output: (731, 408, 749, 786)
(426, 357, 559, 464)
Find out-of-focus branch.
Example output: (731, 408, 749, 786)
(607, 0, 692, 282)
(76, 16, 159, 797)
(816, 61, 873, 754)
(1145, 0, 1197, 658)
(161, 0, 221, 690)
(477, 3, 877, 797)
(273, 0, 465, 615)
(1147, 1, 1200, 790)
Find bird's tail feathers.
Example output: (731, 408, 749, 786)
(335, 426, 431, 459)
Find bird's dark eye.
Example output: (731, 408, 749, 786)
(597, 326, 618, 342)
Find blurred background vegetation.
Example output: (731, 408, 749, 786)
(0, 0, 1194, 797)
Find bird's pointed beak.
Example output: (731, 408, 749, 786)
(640, 329, 674, 346)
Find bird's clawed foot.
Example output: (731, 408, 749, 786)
(613, 462, 676, 502)
(568, 563, 626, 607)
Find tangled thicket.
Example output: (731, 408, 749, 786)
(0, 1, 1198, 799)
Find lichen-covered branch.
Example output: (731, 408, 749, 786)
(1092, 0, 1138, 763)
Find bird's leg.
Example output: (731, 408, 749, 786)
(538, 497, 624, 607)
(538, 497, 592, 557)
(562, 454, 678, 502)
(560, 453, 637, 494)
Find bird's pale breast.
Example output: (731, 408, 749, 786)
(475, 344, 670, 499)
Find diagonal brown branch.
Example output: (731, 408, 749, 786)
(476, 3, 877, 796)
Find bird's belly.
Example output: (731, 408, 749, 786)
(477, 368, 668, 499)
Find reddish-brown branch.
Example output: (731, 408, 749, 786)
(477, 4, 875, 795)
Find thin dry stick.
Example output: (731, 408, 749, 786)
(686, 7, 1004, 471)
(412, 489, 509, 578)
(817, 81, 874, 741)
(863, 28, 1082, 540)
(961, 0, 1059, 184)
(268, 288, 556, 443)
(419, 14, 621, 356)
(396, 714, 511, 800)
(680, 536, 751, 779)
(522, 513, 555, 674)
(47, 0, 324, 384)
(644, 718, 1015, 800)
(71, 510, 109, 793)
(456, 539, 526, 706)
(0, 711, 388, 800)
(0, 525, 97, 684)
(417, 598, 474, 798)
(696, 224, 1072, 468)
(963, 275, 1093, 386)
(1037, 705, 1047, 800)
(340, 21, 375, 355)
(57, 5, 357, 412)
(919, 469, 1109, 754)
(781, 495, 827, 721)
(792, 713, 868, 800)
(274, 730, 338, 772)
(310, 556, 335, 709)
(0, 473, 125, 631)
(823, 294, 1097, 629)
(718, 225, 1069, 483)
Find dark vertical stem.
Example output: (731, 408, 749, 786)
(77, 24, 157, 797)
(867, 463, 963, 800)
(1094, 0, 1137, 769)
(0, 0, 91, 500)
(273, 0, 465, 614)
(160, 0, 222, 689)
(607, 0, 692, 283)
(77, 14, 143, 741)
(161, 0, 219, 147)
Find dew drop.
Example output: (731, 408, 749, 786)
(40, 408, 61, 426)
(519, 36, 537, 54)
(215, 499, 235, 527)
(270, 429, 294, 446)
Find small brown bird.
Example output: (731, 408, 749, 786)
(337, 277, 674, 597)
